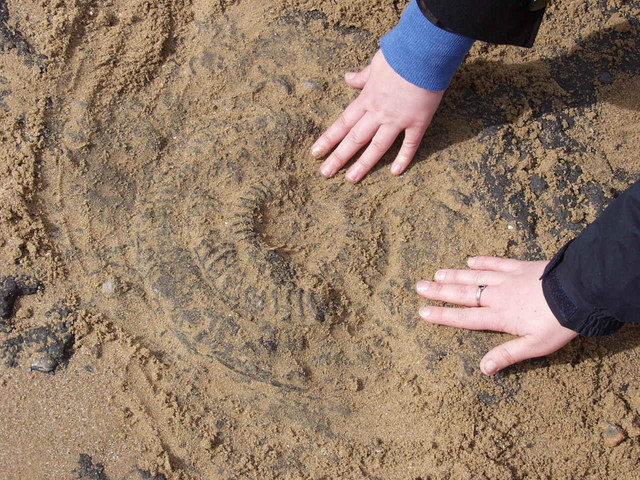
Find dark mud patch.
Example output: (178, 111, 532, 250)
(0, 0, 47, 68)
(75, 454, 109, 480)
(136, 469, 167, 480)
(1, 299, 75, 369)
(0, 275, 43, 320)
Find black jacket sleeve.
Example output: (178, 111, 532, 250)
(541, 181, 640, 336)
(417, 0, 547, 47)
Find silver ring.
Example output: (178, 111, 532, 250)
(476, 285, 487, 307)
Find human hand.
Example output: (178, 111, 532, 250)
(416, 257, 579, 375)
(311, 50, 444, 183)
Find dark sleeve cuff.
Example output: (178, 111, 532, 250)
(417, 0, 546, 47)
(541, 243, 624, 337)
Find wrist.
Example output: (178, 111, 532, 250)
(380, 0, 474, 91)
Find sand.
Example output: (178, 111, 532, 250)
(1, 0, 639, 478)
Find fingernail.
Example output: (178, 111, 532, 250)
(345, 167, 360, 183)
(345, 72, 355, 80)
(311, 145, 326, 157)
(391, 156, 409, 174)
(416, 280, 430, 293)
(320, 165, 333, 178)
(468, 257, 477, 267)
(434, 270, 445, 281)
(483, 360, 498, 375)
(419, 307, 431, 318)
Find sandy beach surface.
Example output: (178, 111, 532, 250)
(1, 0, 639, 478)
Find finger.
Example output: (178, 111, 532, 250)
(467, 256, 521, 273)
(345, 125, 400, 183)
(345, 65, 371, 89)
(416, 281, 493, 307)
(419, 306, 499, 331)
(320, 115, 379, 178)
(312, 102, 366, 160)
(480, 336, 542, 375)
(433, 269, 503, 286)
(390, 127, 427, 175)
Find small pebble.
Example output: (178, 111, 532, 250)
(102, 279, 118, 296)
(249, 81, 265, 94)
(600, 420, 625, 446)
(199, 434, 219, 451)
(302, 79, 326, 91)
(15, 307, 33, 319)
(599, 72, 613, 84)
(30, 355, 58, 373)
(349, 377, 363, 392)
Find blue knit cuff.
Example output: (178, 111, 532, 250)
(380, 0, 475, 91)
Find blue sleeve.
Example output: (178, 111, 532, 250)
(380, 0, 475, 91)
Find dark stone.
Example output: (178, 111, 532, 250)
(30, 354, 58, 373)
(599, 71, 613, 84)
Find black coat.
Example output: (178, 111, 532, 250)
(542, 182, 640, 336)
(418, 0, 639, 335)
(418, 0, 548, 47)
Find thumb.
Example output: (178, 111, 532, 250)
(345, 65, 371, 89)
(480, 336, 541, 375)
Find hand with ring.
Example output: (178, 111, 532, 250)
(416, 256, 578, 375)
